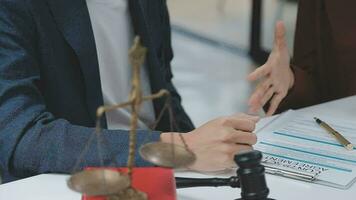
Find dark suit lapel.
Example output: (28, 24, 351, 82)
(129, 0, 173, 130)
(129, 0, 151, 53)
(129, 0, 162, 90)
(47, 0, 162, 125)
(47, 0, 104, 123)
(129, 1, 161, 98)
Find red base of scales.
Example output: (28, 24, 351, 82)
(82, 167, 176, 200)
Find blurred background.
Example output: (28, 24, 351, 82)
(168, 0, 298, 126)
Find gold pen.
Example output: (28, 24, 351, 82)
(314, 117, 354, 151)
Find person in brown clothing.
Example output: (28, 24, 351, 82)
(248, 0, 356, 115)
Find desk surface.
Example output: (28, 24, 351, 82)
(1, 96, 356, 200)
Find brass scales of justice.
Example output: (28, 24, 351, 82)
(66, 36, 196, 199)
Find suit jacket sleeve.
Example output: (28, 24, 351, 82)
(0, 0, 160, 181)
(275, 0, 321, 113)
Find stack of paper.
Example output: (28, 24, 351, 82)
(255, 110, 356, 189)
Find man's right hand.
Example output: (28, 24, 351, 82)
(161, 114, 259, 172)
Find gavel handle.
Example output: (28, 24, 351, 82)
(175, 177, 240, 189)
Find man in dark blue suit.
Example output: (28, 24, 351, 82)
(0, 0, 258, 183)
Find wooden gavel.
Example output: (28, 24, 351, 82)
(175, 150, 275, 200)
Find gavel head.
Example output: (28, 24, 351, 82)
(234, 150, 270, 200)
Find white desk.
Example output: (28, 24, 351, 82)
(1, 96, 356, 199)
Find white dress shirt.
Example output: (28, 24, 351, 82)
(86, 0, 155, 130)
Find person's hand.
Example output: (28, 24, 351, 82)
(161, 114, 259, 172)
(247, 21, 294, 116)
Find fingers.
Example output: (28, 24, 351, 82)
(220, 144, 254, 168)
(249, 79, 272, 104)
(266, 93, 285, 116)
(274, 21, 287, 50)
(260, 86, 275, 108)
(234, 113, 260, 123)
(220, 143, 253, 154)
(248, 79, 272, 112)
(220, 129, 257, 145)
(235, 144, 253, 155)
(247, 64, 270, 82)
(218, 115, 258, 145)
(231, 130, 257, 145)
(235, 145, 253, 155)
(220, 116, 256, 132)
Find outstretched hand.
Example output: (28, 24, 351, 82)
(247, 21, 294, 116)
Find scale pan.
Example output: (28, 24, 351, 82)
(67, 169, 130, 196)
(139, 142, 196, 168)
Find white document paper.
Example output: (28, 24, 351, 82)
(255, 110, 356, 189)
